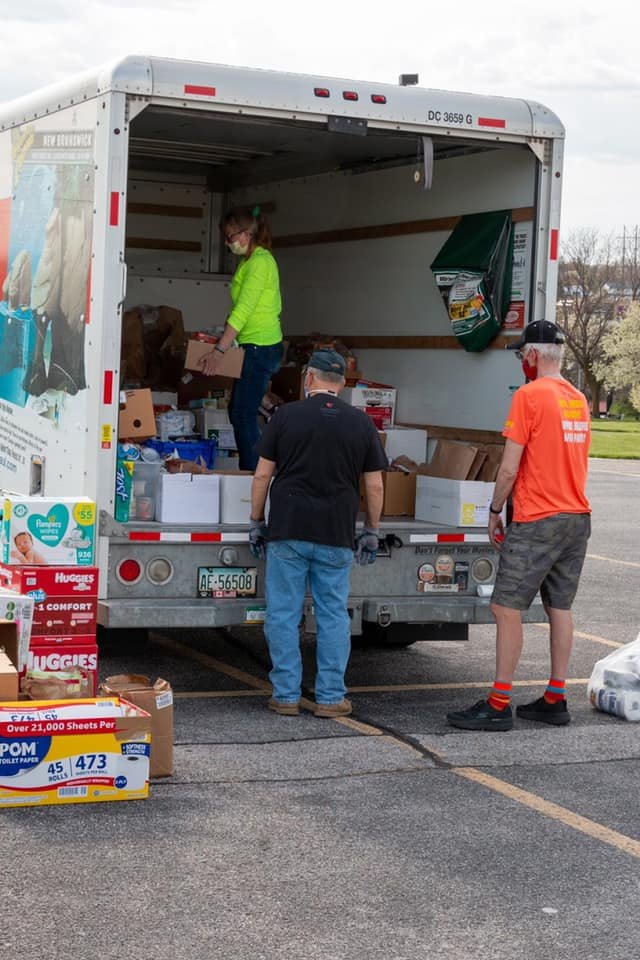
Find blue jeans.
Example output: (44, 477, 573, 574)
(229, 342, 282, 470)
(264, 539, 354, 704)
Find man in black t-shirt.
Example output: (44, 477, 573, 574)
(250, 349, 388, 718)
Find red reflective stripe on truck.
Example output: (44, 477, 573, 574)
(550, 229, 559, 260)
(409, 534, 491, 544)
(103, 370, 113, 405)
(109, 192, 120, 226)
(184, 84, 216, 96)
(478, 117, 506, 129)
(125, 531, 249, 543)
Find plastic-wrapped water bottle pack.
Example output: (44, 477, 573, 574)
(588, 633, 640, 722)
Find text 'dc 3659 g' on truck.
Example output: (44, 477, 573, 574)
(0, 56, 565, 647)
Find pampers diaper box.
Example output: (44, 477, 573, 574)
(2, 497, 96, 567)
(0, 698, 151, 807)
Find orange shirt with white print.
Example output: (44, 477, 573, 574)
(503, 377, 591, 522)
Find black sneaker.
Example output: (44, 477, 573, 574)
(446, 699, 513, 731)
(516, 696, 570, 726)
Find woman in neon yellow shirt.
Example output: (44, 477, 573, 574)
(200, 205, 283, 470)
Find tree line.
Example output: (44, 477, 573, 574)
(556, 228, 640, 416)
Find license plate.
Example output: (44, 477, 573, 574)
(197, 566, 257, 598)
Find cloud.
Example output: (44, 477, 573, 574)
(0, 0, 639, 232)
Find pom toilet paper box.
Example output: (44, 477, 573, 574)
(2, 498, 96, 567)
(0, 698, 151, 807)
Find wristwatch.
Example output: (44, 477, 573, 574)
(214, 345, 226, 355)
(489, 504, 502, 515)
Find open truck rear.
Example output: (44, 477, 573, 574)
(0, 56, 564, 645)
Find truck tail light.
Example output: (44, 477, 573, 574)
(371, 94, 387, 104)
(314, 87, 330, 98)
(116, 558, 142, 584)
(343, 91, 358, 101)
(146, 557, 173, 585)
(471, 558, 494, 582)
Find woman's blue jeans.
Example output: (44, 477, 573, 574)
(264, 539, 354, 705)
(229, 342, 282, 470)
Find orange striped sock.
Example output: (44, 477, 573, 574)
(544, 678, 566, 703)
(487, 681, 512, 711)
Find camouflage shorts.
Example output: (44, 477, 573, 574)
(492, 513, 591, 611)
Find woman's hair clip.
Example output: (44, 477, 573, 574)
(251, 204, 261, 217)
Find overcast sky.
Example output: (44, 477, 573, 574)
(0, 0, 638, 245)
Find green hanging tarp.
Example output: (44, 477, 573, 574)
(430, 210, 514, 352)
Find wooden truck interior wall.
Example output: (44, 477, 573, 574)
(124, 107, 538, 431)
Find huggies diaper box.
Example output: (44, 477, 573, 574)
(2, 497, 96, 567)
(0, 698, 151, 807)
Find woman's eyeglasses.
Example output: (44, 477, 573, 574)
(224, 228, 245, 244)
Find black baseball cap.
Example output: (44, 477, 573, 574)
(506, 320, 565, 350)
(308, 348, 346, 375)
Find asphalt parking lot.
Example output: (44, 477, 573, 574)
(3, 459, 639, 960)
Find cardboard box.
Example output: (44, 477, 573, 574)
(0, 565, 99, 600)
(0, 621, 19, 702)
(0, 652, 17, 702)
(30, 598, 98, 641)
(0, 698, 151, 807)
(385, 427, 428, 465)
(270, 366, 304, 403)
(341, 385, 396, 426)
(415, 475, 502, 527)
(0, 589, 34, 672)
(196, 409, 238, 450)
(119, 389, 157, 440)
(100, 675, 174, 778)
(156, 473, 220, 524)
(360, 471, 417, 517)
(421, 438, 479, 480)
(382, 472, 417, 516)
(185, 340, 244, 380)
(121, 309, 146, 382)
(25, 640, 99, 694)
(2, 496, 96, 567)
(214, 471, 253, 524)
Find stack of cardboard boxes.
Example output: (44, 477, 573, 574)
(117, 324, 248, 524)
(0, 495, 99, 696)
(360, 435, 504, 526)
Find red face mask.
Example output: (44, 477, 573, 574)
(519, 348, 538, 381)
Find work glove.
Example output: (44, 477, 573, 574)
(249, 519, 268, 561)
(354, 528, 380, 566)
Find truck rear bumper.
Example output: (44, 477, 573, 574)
(98, 598, 262, 629)
(98, 595, 547, 630)
(361, 596, 546, 626)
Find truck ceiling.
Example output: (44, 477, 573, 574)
(128, 106, 512, 188)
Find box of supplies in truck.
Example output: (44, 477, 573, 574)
(0, 56, 563, 646)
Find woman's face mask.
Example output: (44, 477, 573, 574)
(229, 239, 249, 256)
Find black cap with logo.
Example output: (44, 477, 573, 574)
(505, 320, 565, 350)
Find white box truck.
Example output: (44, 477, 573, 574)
(0, 56, 564, 646)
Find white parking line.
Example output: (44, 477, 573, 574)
(587, 553, 640, 569)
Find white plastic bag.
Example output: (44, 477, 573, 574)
(588, 632, 640, 721)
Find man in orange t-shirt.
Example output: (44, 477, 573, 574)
(448, 320, 591, 732)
